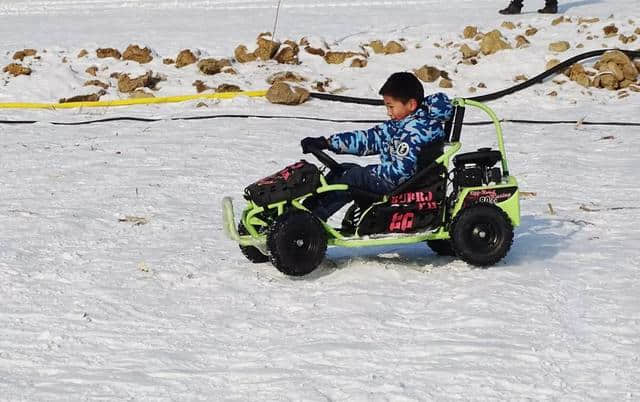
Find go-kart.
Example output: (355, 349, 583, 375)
(222, 98, 520, 276)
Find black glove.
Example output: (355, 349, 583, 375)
(301, 136, 329, 154)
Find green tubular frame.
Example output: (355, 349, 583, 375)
(231, 98, 520, 248)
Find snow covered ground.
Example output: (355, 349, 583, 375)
(1, 0, 639, 400)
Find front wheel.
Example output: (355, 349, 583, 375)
(267, 210, 327, 276)
(450, 203, 514, 267)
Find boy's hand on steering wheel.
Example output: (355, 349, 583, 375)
(301, 136, 329, 154)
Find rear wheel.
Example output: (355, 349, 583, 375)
(450, 203, 514, 267)
(238, 223, 269, 263)
(426, 239, 455, 256)
(267, 210, 327, 276)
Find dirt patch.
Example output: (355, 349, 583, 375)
(176, 49, 198, 68)
(97, 48, 121, 59)
(266, 82, 309, 105)
(3, 63, 32, 76)
(123, 45, 153, 64)
(13, 49, 37, 61)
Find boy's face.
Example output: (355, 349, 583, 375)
(383, 95, 418, 121)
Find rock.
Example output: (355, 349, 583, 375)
(163, 58, 175, 65)
(619, 80, 633, 89)
(117, 71, 163, 93)
(463, 26, 478, 39)
(77, 49, 88, 58)
(85, 66, 98, 76)
(480, 30, 511, 55)
(234, 45, 257, 63)
(549, 41, 570, 52)
(478, 82, 487, 88)
(197, 58, 231, 75)
(629, 84, 640, 92)
(514, 74, 528, 81)
(193, 80, 211, 93)
(129, 89, 155, 99)
(350, 58, 368, 68)
(266, 71, 307, 84)
(255, 33, 280, 60)
(603, 24, 618, 37)
(468, 86, 477, 93)
(222, 67, 238, 75)
(97, 48, 121, 59)
(216, 84, 241, 92)
(12, 49, 37, 61)
(196, 102, 208, 108)
(383, 41, 405, 54)
(84, 79, 109, 89)
(62, 57, 68, 63)
(304, 46, 325, 56)
(324, 51, 362, 64)
(110, 72, 121, 79)
(176, 49, 198, 68)
(619, 34, 637, 44)
(501, 21, 516, 30)
(3, 63, 32, 76)
(59, 90, 106, 103)
(578, 17, 599, 24)
(567, 64, 591, 87)
(414, 65, 441, 82)
(265, 82, 309, 105)
(525, 27, 538, 36)
(547, 91, 558, 96)
(636, 27, 640, 35)
(515, 35, 530, 48)
(369, 40, 384, 54)
(439, 78, 453, 88)
(576, 43, 584, 48)
(274, 41, 299, 64)
(459, 44, 479, 59)
(122, 45, 153, 64)
(546, 59, 561, 70)
(551, 16, 568, 25)
(622, 63, 638, 81)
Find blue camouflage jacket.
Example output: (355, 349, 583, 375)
(327, 92, 453, 187)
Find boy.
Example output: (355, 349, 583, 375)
(300, 72, 453, 220)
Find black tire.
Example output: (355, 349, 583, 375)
(426, 239, 456, 256)
(450, 203, 514, 267)
(267, 210, 327, 276)
(238, 223, 269, 263)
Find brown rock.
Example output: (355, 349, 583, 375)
(578, 17, 599, 24)
(599, 50, 633, 66)
(77, 49, 88, 58)
(525, 27, 538, 36)
(129, 89, 155, 99)
(603, 24, 618, 37)
(480, 30, 511, 55)
(547, 91, 558, 96)
(383, 41, 405, 54)
(414, 65, 441, 82)
(459, 44, 479, 59)
(515, 35, 530, 48)
(478, 82, 487, 88)
(607, 61, 624, 81)
(122, 45, 153, 64)
(84, 79, 109, 89)
(234, 45, 257, 63)
(350, 58, 368, 68)
(222, 67, 238, 75)
(265, 82, 309, 105)
(468, 86, 477, 93)
(629, 84, 640, 92)
(619, 34, 637, 44)
(324, 51, 362, 64)
(163, 58, 175, 65)
(3, 63, 32, 76)
(62, 57, 68, 64)
(304, 46, 325, 56)
(622, 63, 638, 81)
(501, 21, 516, 30)
(216, 84, 241, 93)
(197, 58, 231, 75)
(267, 71, 307, 84)
(176, 49, 198, 68)
(275, 41, 299, 64)
(636, 28, 640, 35)
(551, 16, 568, 25)
(619, 80, 633, 89)
(439, 78, 453, 88)
(193, 80, 211, 93)
(255, 34, 280, 60)
(369, 40, 384, 54)
(549, 41, 570, 52)
(12, 49, 37, 61)
(576, 43, 584, 48)
(97, 48, 121, 59)
(110, 72, 121, 79)
(59, 90, 106, 103)
(463, 26, 478, 39)
(196, 102, 208, 108)
(514, 74, 528, 81)
(117, 71, 163, 93)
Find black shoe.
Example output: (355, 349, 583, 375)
(499, 1, 522, 14)
(537, 4, 557, 13)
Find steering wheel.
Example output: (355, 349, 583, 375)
(307, 147, 344, 175)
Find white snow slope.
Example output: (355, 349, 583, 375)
(1, 0, 639, 400)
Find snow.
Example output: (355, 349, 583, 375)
(1, 0, 639, 399)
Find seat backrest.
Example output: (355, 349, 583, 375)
(443, 105, 465, 143)
(417, 139, 444, 171)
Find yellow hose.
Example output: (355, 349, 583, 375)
(0, 90, 268, 109)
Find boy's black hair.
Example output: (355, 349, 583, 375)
(378, 72, 424, 104)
